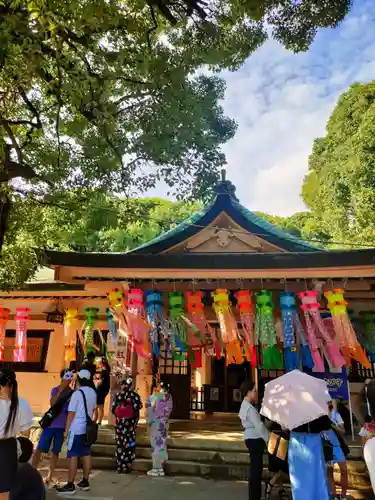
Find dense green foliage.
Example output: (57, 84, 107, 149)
(303, 81, 375, 246)
(0, 193, 328, 290)
(0, 0, 352, 288)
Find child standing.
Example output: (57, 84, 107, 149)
(359, 419, 375, 494)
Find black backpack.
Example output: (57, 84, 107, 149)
(79, 389, 98, 446)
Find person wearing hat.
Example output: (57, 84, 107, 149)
(56, 369, 97, 495)
(111, 373, 142, 474)
(32, 369, 75, 487)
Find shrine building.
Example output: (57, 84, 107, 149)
(1, 174, 375, 418)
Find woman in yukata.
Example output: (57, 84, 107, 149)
(146, 381, 173, 477)
(111, 373, 143, 474)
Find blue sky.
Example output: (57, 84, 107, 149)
(220, 0, 375, 216)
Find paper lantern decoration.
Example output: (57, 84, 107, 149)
(235, 290, 257, 367)
(299, 290, 345, 371)
(255, 291, 282, 370)
(0, 307, 10, 361)
(14, 307, 30, 362)
(64, 308, 79, 363)
(83, 307, 99, 354)
(212, 289, 238, 343)
(168, 292, 187, 360)
(325, 289, 370, 367)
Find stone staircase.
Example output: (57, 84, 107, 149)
(90, 424, 371, 492)
(30, 417, 373, 495)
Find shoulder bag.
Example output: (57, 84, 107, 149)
(39, 388, 73, 430)
(79, 389, 98, 446)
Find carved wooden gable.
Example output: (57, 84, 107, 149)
(162, 212, 285, 254)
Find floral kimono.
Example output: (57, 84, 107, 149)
(146, 392, 173, 469)
(112, 387, 143, 473)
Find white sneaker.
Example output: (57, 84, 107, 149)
(147, 469, 160, 477)
(157, 469, 165, 477)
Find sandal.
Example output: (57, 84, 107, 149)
(265, 481, 275, 499)
(278, 488, 289, 500)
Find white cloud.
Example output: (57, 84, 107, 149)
(221, 0, 375, 216)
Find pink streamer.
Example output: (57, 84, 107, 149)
(299, 291, 345, 371)
(14, 307, 30, 362)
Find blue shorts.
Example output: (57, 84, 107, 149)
(38, 427, 65, 454)
(67, 434, 91, 458)
(323, 429, 346, 464)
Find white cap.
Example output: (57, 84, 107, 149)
(78, 369, 91, 380)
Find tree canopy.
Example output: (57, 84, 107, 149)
(302, 81, 375, 247)
(0, 0, 353, 287)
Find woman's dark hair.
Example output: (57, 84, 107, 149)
(17, 437, 34, 463)
(160, 381, 171, 394)
(240, 379, 255, 398)
(0, 369, 19, 436)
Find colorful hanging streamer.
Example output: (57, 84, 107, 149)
(0, 307, 10, 361)
(325, 289, 370, 367)
(168, 292, 188, 360)
(107, 288, 125, 309)
(359, 311, 375, 361)
(255, 291, 283, 370)
(126, 288, 152, 359)
(64, 308, 79, 363)
(145, 291, 166, 356)
(279, 292, 311, 372)
(83, 307, 99, 354)
(235, 290, 257, 367)
(212, 289, 238, 343)
(106, 307, 118, 348)
(14, 307, 30, 362)
(184, 291, 211, 346)
(299, 290, 345, 371)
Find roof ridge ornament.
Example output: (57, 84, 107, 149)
(215, 169, 238, 201)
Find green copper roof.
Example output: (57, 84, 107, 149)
(129, 179, 319, 254)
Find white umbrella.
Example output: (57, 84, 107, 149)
(260, 370, 330, 430)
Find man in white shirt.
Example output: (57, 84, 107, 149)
(56, 369, 97, 496)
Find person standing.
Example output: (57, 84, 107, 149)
(94, 359, 110, 426)
(112, 374, 142, 474)
(146, 382, 173, 477)
(264, 420, 289, 500)
(32, 370, 74, 486)
(288, 415, 332, 500)
(0, 369, 34, 500)
(81, 352, 97, 391)
(56, 369, 97, 496)
(326, 401, 349, 500)
(238, 382, 269, 500)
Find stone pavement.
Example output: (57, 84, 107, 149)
(45, 471, 374, 500)
(46, 473, 248, 500)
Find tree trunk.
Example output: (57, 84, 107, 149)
(0, 191, 10, 253)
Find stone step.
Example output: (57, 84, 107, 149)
(96, 430, 365, 459)
(92, 443, 251, 464)
(86, 456, 372, 490)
